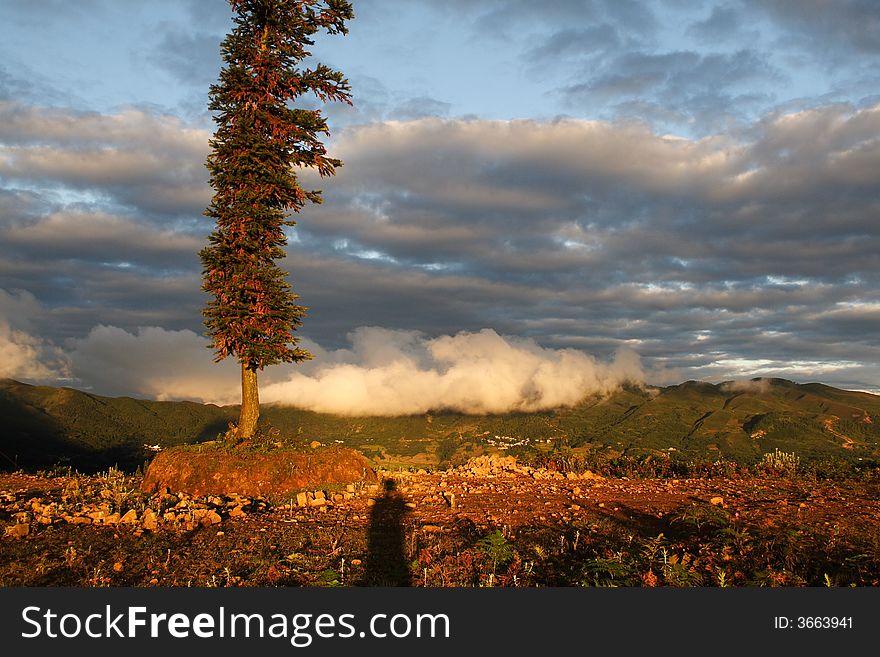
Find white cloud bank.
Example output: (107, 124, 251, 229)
(0, 289, 68, 381)
(263, 327, 645, 415)
(60, 325, 644, 415)
(67, 325, 240, 404)
(0, 321, 67, 380)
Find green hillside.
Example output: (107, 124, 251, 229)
(0, 379, 232, 470)
(1, 377, 878, 471)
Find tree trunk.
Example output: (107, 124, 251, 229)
(238, 363, 260, 439)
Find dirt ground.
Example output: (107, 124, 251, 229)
(2, 464, 879, 587)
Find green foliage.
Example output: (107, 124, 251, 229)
(804, 458, 880, 481)
(672, 504, 731, 533)
(314, 567, 343, 587)
(0, 380, 234, 471)
(662, 561, 705, 587)
(580, 557, 639, 587)
(477, 530, 514, 572)
(833, 418, 880, 442)
(200, 0, 353, 370)
(435, 437, 458, 465)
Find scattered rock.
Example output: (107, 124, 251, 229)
(120, 509, 138, 525)
(142, 508, 158, 531)
(5, 523, 29, 539)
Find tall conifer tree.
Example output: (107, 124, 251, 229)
(200, 0, 353, 439)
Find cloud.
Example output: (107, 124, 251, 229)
(62, 324, 643, 414)
(750, 0, 880, 55)
(1, 101, 879, 391)
(391, 96, 452, 121)
(0, 65, 35, 102)
(0, 287, 45, 331)
(0, 321, 68, 381)
(0, 101, 211, 217)
(263, 327, 644, 415)
(467, 0, 658, 39)
(558, 49, 779, 133)
(149, 27, 223, 87)
(0, 289, 68, 381)
(686, 5, 755, 43)
(524, 24, 622, 64)
(312, 106, 879, 280)
(3, 211, 202, 267)
(719, 378, 771, 394)
(66, 325, 239, 403)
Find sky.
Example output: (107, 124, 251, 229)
(0, 0, 879, 411)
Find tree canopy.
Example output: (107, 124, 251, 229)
(200, 0, 353, 437)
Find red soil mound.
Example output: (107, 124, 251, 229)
(141, 445, 376, 497)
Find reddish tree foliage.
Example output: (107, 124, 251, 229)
(200, 0, 353, 437)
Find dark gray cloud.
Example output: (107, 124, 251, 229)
(559, 48, 780, 134)
(2, 0, 878, 399)
(150, 27, 224, 87)
(0, 0, 105, 26)
(467, 0, 658, 38)
(525, 24, 622, 64)
(494, 0, 876, 135)
(285, 106, 879, 386)
(391, 96, 452, 121)
(0, 66, 34, 102)
(752, 0, 880, 55)
(1, 97, 879, 391)
(0, 101, 210, 218)
(179, 0, 233, 32)
(687, 5, 754, 43)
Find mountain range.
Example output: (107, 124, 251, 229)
(1, 377, 878, 471)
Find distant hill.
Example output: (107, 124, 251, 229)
(1, 377, 878, 471)
(0, 379, 232, 471)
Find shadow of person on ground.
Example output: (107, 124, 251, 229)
(361, 478, 412, 586)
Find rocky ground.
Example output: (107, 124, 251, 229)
(2, 455, 879, 587)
